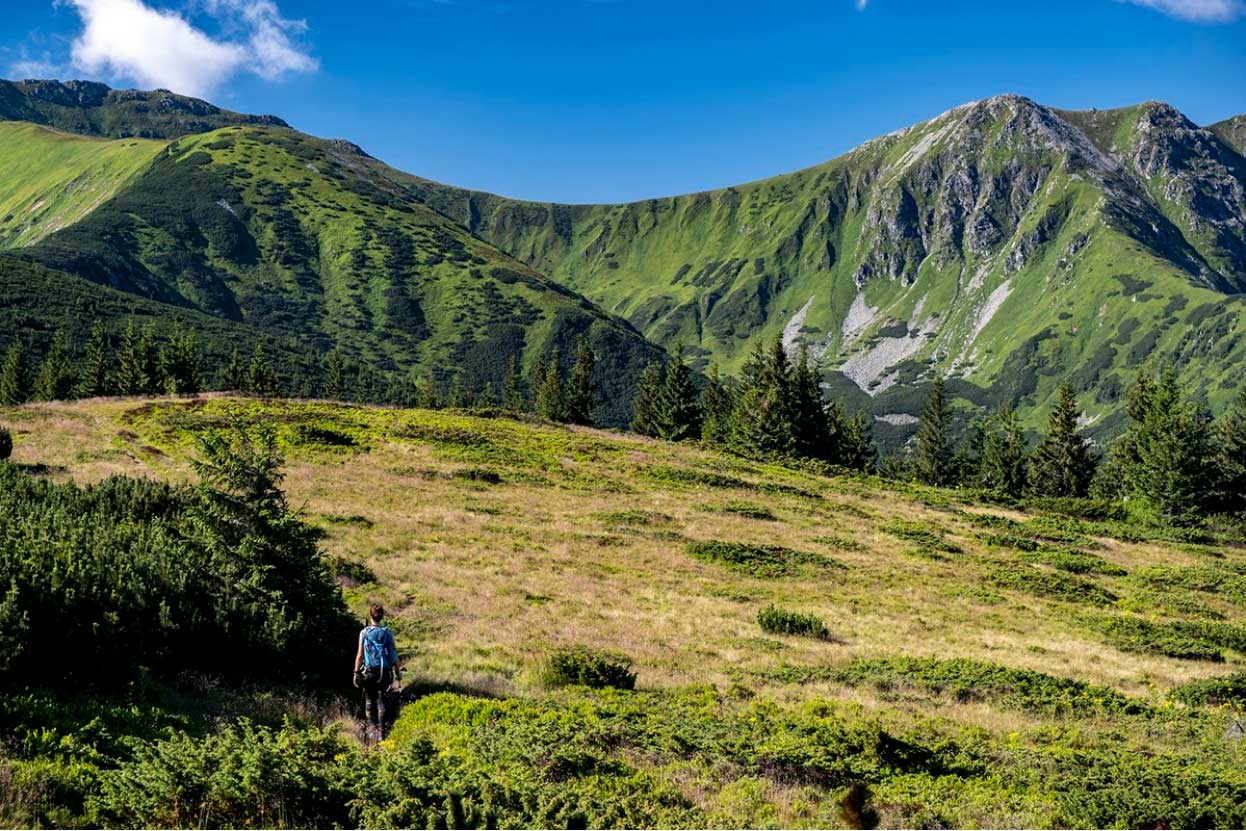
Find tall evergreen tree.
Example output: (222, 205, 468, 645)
(630, 362, 665, 437)
(222, 347, 247, 392)
(1216, 386, 1246, 514)
(115, 320, 150, 396)
(730, 336, 795, 456)
(565, 336, 597, 426)
(32, 331, 74, 402)
(159, 328, 200, 395)
(246, 344, 279, 397)
(952, 415, 987, 486)
(138, 324, 160, 395)
(656, 348, 701, 441)
(698, 364, 735, 446)
(324, 349, 347, 400)
(841, 411, 877, 472)
(790, 346, 827, 458)
(1109, 367, 1215, 520)
(979, 406, 1028, 497)
(535, 348, 567, 422)
(502, 356, 526, 412)
(1029, 382, 1097, 498)
(448, 376, 472, 409)
(77, 322, 111, 398)
(914, 375, 953, 486)
(0, 344, 28, 406)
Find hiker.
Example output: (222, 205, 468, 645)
(352, 604, 400, 741)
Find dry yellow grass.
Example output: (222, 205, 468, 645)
(2, 395, 1242, 719)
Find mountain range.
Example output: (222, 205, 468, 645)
(1, 79, 1243, 439)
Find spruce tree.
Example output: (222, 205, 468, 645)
(32, 331, 74, 402)
(951, 415, 987, 486)
(77, 322, 111, 398)
(324, 349, 347, 400)
(979, 406, 1028, 497)
(565, 336, 597, 426)
(448, 376, 472, 409)
(222, 347, 247, 392)
(1216, 386, 1246, 514)
(1113, 367, 1215, 521)
(841, 411, 877, 472)
(535, 348, 567, 422)
(656, 349, 701, 441)
(914, 375, 953, 486)
(0, 344, 27, 406)
(730, 336, 795, 456)
(698, 364, 735, 445)
(630, 362, 665, 437)
(1029, 382, 1097, 499)
(136, 323, 160, 395)
(502, 356, 526, 412)
(246, 344, 279, 397)
(790, 346, 827, 458)
(159, 328, 200, 396)
(115, 320, 149, 396)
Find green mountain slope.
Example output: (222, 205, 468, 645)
(6, 123, 662, 424)
(402, 96, 1246, 441)
(0, 122, 165, 247)
(1210, 114, 1246, 155)
(0, 79, 287, 138)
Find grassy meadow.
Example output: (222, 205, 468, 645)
(3, 395, 1246, 827)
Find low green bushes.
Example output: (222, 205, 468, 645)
(882, 521, 963, 554)
(0, 423, 353, 687)
(1167, 672, 1246, 709)
(988, 563, 1117, 606)
(685, 540, 837, 578)
(832, 656, 1145, 717)
(757, 605, 831, 640)
(538, 647, 637, 691)
(704, 501, 777, 521)
(1086, 615, 1246, 662)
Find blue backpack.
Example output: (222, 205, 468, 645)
(361, 625, 397, 670)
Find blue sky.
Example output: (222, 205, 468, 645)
(3, 0, 1244, 203)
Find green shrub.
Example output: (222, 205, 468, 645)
(452, 467, 502, 484)
(832, 656, 1145, 716)
(0, 423, 353, 686)
(326, 555, 376, 586)
(704, 501, 777, 521)
(1167, 672, 1246, 709)
(89, 720, 357, 828)
(538, 647, 637, 690)
(1021, 546, 1127, 576)
(1088, 616, 1225, 662)
(685, 540, 837, 578)
(0, 427, 11, 460)
(988, 563, 1117, 605)
(1025, 497, 1126, 522)
(757, 605, 831, 640)
(882, 521, 963, 554)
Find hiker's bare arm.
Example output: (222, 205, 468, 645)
(353, 640, 363, 674)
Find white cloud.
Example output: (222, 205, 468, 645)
(855, 0, 868, 9)
(1121, 0, 1244, 21)
(64, 0, 316, 98)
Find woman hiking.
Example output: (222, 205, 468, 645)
(352, 604, 400, 743)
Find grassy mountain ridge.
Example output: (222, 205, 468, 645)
(0, 122, 165, 247)
(3, 120, 664, 424)
(0, 78, 288, 138)
(400, 96, 1246, 441)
